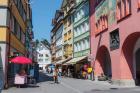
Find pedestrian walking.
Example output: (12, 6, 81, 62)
(58, 67, 62, 82)
(58, 67, 62, 77)
(53, 68, 58, 83)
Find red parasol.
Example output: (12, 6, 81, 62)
(10, 56, 32, 64)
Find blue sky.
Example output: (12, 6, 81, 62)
(32, 0, 62, 41)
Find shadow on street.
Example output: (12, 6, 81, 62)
(38, 72, 54, 83)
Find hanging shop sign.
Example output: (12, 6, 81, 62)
(110, 28, 120, 50)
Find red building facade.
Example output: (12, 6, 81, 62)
(90, 0, 140, 86)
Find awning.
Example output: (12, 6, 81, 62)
(64, 56, 87, 65)
(55, 60, 64, 65)
(55, 57, 72, 65)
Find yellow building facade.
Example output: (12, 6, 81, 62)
(61, 0, 75, 59)
(0, 0, 32, 87)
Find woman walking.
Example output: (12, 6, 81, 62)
(53, 68, 58, 83)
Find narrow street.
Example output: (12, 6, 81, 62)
(2, 73, 140, 93)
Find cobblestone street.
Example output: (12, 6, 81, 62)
(2, 73, 140, 93)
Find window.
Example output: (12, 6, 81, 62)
(14, 18, 17, 35)
(77, 12, 80, 21)
(138, 0, 140, 9)
(16, 0, 26, 22)
(95, 15, 108, 34)
(126, 0, 131, 15)
(45, 59, 48, 61)
(17, 24, 20, 39)
(64, 33, 67, 42)
(122, 0, 126, 17)
(74, 44, 77, 52)
(84, 4, 89, 16)
(68, 30, 72, 40)
(80, 9, 84, 18)
(117, 1, 121, 20)
(10, 15, 14, 33)
(116, 0, 131, 21)
(80, 24, 84, 34)
(38, 59, 43, 62)
(81, 40, 84, 50)
(74, 14, 77, 22)
(21, 31, 25, 44)
(77, 27, 80, 36)
(67, 16, 71, 26)
(85, 22, 89, 31)
(45, 54, 48, 57)
(39, 54, 43, 57)
(86, 38, 90, 49)
(77, 42, 80, 52)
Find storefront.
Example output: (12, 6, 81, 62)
(64, 56, 92, 79)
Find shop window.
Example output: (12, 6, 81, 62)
(138, 0, 140, 9)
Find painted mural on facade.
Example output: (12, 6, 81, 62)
(95, 0, 116, 25)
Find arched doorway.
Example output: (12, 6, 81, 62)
(121, 32, 140, 86)
(95, 46, 112, 78)
(135, 48, 140, 85)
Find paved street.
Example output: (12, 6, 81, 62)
(2, 73, 140, 93)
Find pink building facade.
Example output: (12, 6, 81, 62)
(90, 0, 140, 86)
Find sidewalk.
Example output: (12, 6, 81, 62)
(61, 77, 139, 93)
